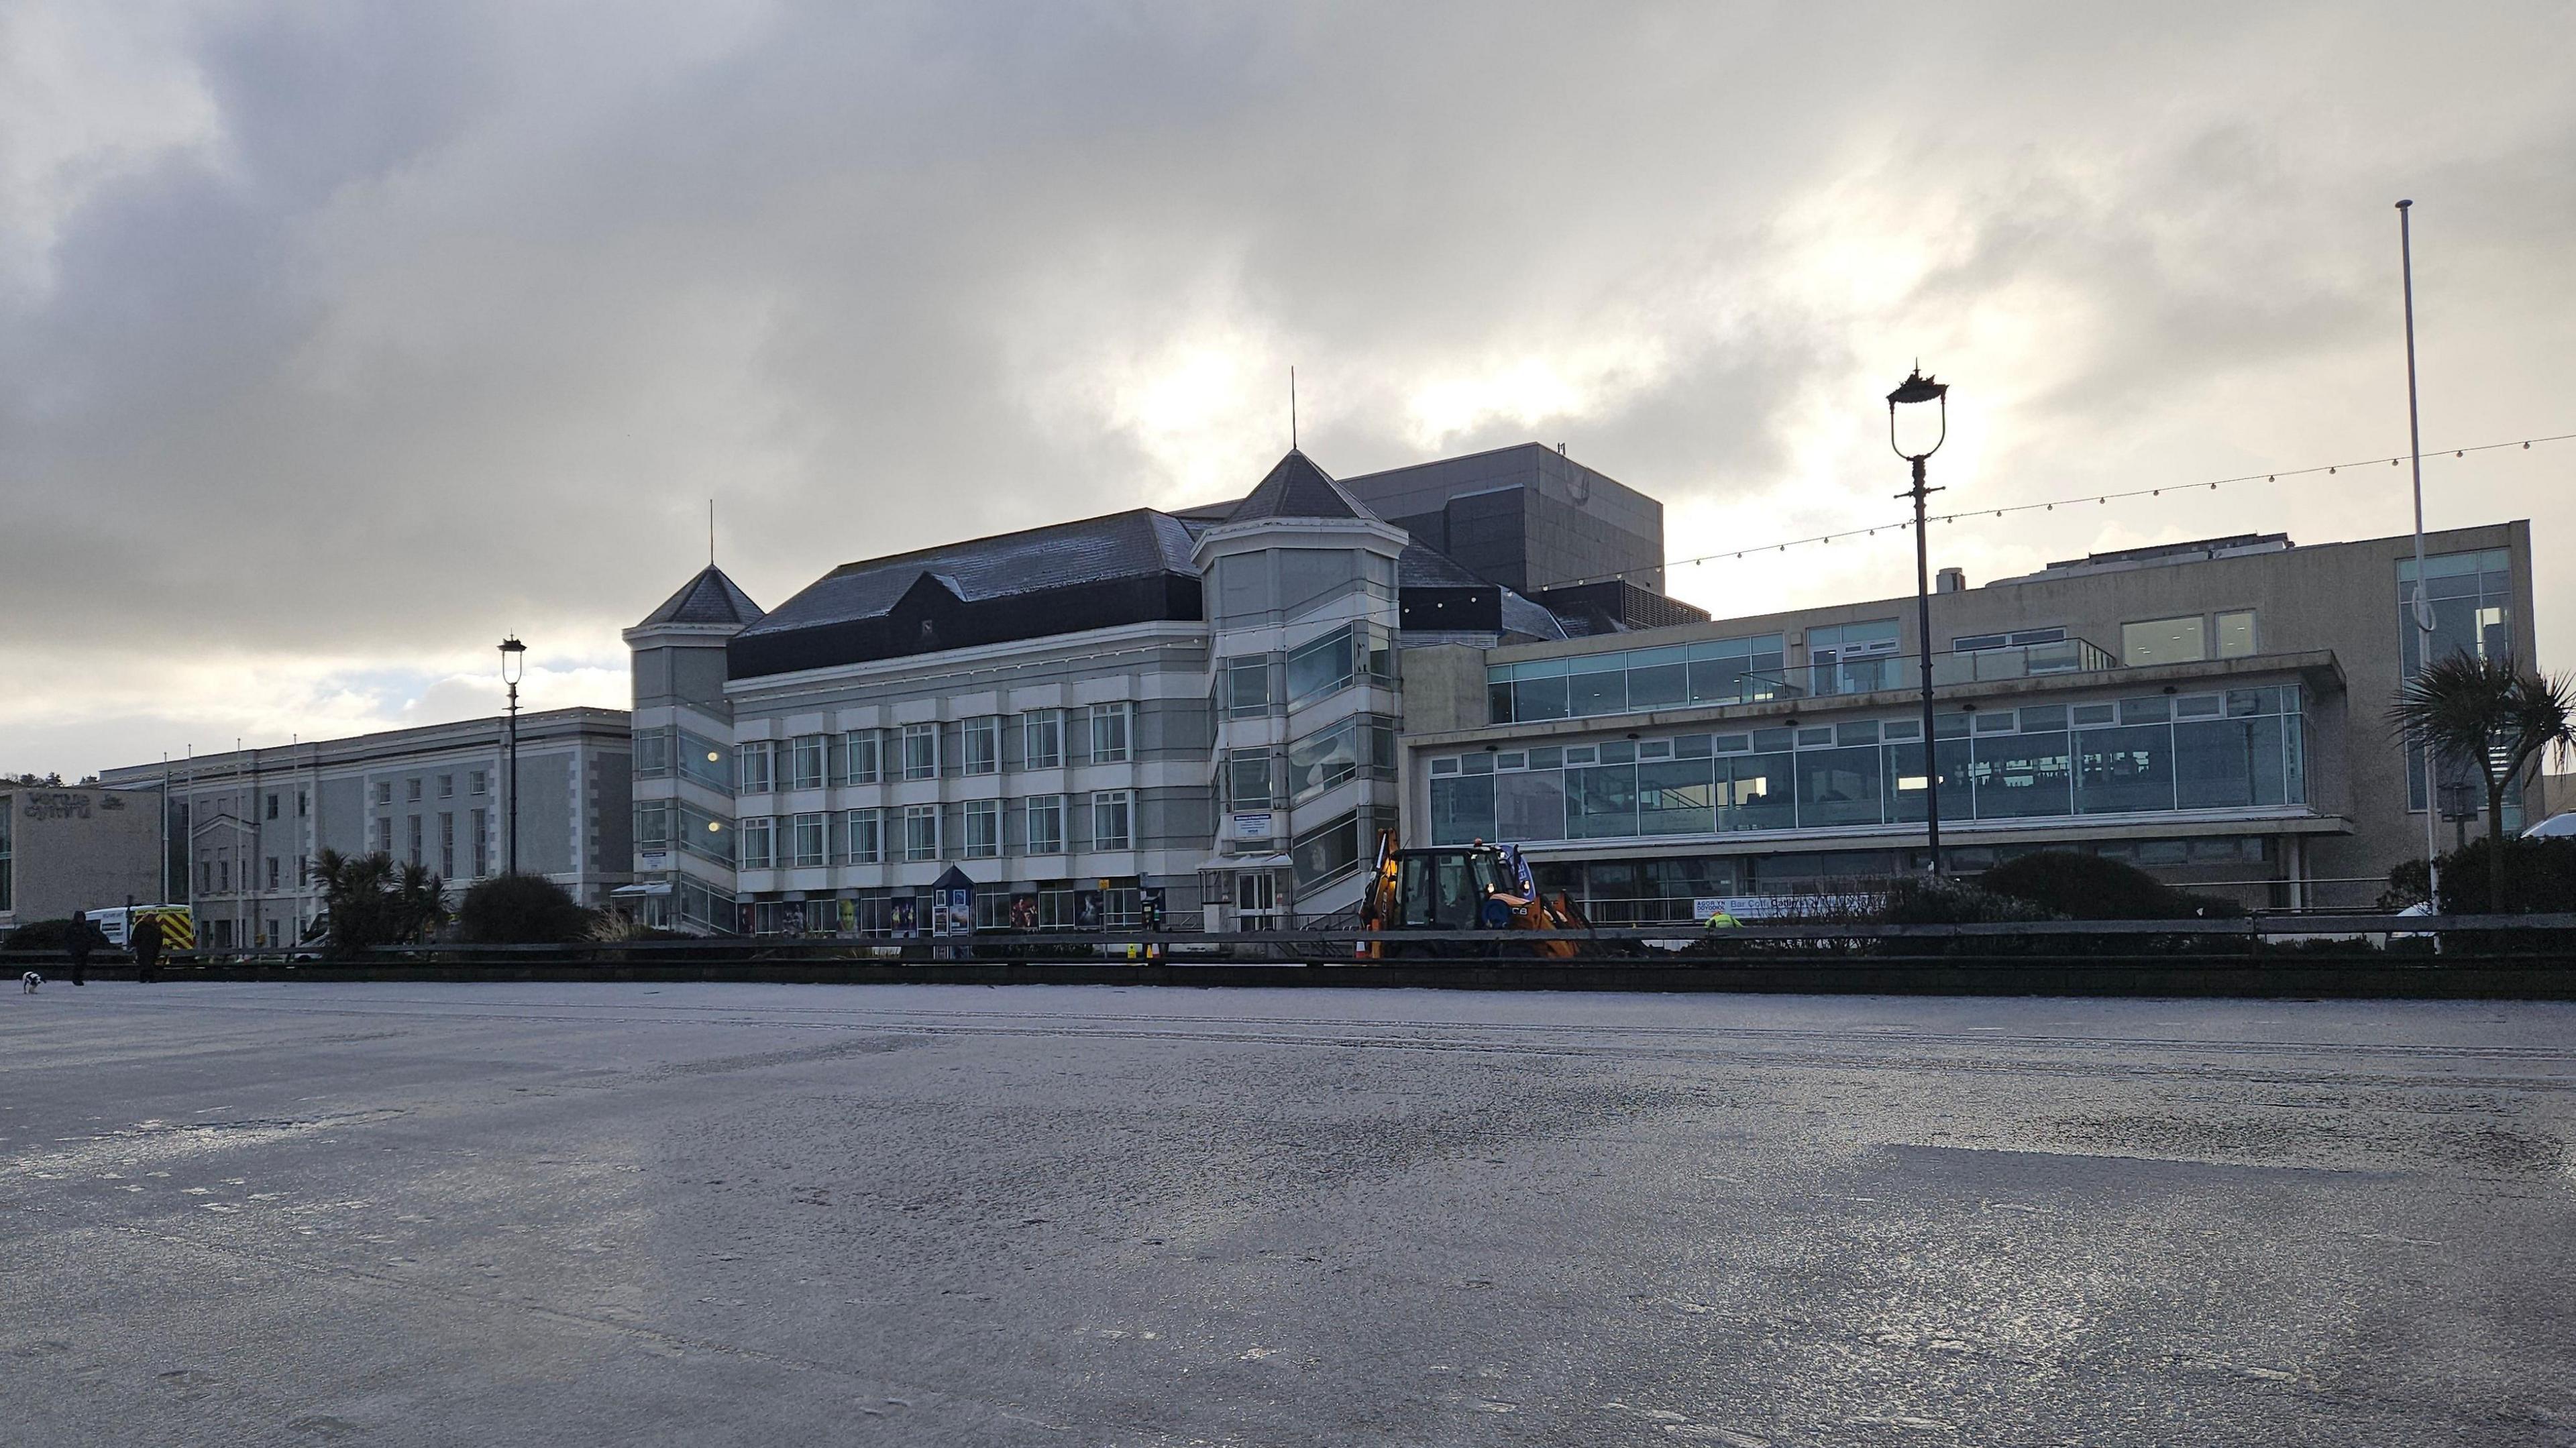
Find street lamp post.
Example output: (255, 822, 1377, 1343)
(499, 635, 526, 876)
(1888, 368, 1951, 874)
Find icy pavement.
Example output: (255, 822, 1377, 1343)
(5, 983, 2574, 1445)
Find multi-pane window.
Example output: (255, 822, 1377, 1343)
(844, 730, 882, 784)
(1426, 689, 2306, 846)
(901, 724, 940, 781)
(472, 810, 490, 875)
(635, 801, 670, 850)
(297, 790, 309, 817)
(1285, 714, 1399, 803)
(407, 816, 423, 867)
(736, 741, 775, 793)
(1026, 795, 1067, 854)
(438, 816, 454, 877)
(963, 717, 1002, 775)
(635, 728, 674, 778)
(407, 778, 424, 803)
(437, 775, 454, 799)
(2399, 548, 2518, 813)
(845, 809, 883, 864)
(1023, 710, 1065, 770)
(963, 799, 1002, 858)
(1285, 624, 1395, 705)
(264, 793, 280, 820)
(1808, 620, 1904, 697)
(1225, 656, 1274, 716)
(470, 771, 488, 795)
(1089, 703, 1132, 763)
(1091, 790, 1134, 851)
(266, 856, 280, 889)
(788, 736, 828, 791)
(676, 733, 730, 789)
(374, 781, 394, 806)
(739, 817, 775, 870)
(1226, 750, 1277, 809)
(903, 804, 940, 861)
(789, 812, 828, 868)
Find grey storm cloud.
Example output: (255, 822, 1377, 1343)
(3, 1, 2572, 777)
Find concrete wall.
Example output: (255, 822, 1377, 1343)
(0, 787, 161, 928)
(1341, 443, 1665, 594)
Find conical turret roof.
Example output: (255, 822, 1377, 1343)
(1223, 449, 1373, 524)
(637, 565, 763, 628)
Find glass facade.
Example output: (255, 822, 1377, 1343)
(1488, 633, 1788, 723)
(2397, 547, 2519, 816)
(1430, 687, 2306, 846)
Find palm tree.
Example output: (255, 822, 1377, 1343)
(309, 848, 447, 957)
(2390, 653, 2576, 908)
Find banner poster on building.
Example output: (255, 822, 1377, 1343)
(889, 897, 917, 937)
(839, 899, 857, 934)
(1075, 890, 1104, 930)
(944, 886, 972, 935)
(1138, 887, 1167, 930)
(1008, 893, 1038, 930)
(737, 902, 755, 934)
(784, 903, 806, 935)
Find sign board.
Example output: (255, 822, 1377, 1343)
(1138, 887, 1167, 930)
(1231, 812, 1274, 840)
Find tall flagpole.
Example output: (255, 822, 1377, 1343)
(2398, 199, 2440, 911)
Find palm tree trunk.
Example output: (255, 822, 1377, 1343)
(2485, 777, 2508, 911)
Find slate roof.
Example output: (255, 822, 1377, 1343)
(637, 565, 764, 628)
(734, 509, 1201, 643)
(1224, 450, 1374, 524)
(1398, 543, 1570, 641)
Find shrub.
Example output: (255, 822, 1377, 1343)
(1975, 850, 2246, 920)
(3, 917, 81, 952)
(1880, 876, 2061, 926)
(458, 873, 596, 944)
(2428, 836, 2576, 915)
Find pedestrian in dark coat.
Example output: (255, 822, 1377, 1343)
(64, 911, 93, 987)
(132, 916, 162, 984)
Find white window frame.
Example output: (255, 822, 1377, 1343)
(963, 716, 1002, 776)
(844, 730, 882, 784)
(844, 808, 883, 864)
(788, 736, 827, 791)
(962, 799, 1002, 858)
(739, 817, 775, 870)
(1026, 795, 1066, 855)
(1089, 702, 1132, 764)
(902, 803, 940, 862)
(1090, 789, 1134, 852)
(1023, 709, 1065, 770)
(736, 741, 775, 793)
(901, 723, 940, 781)
(789, 812, 828, 868)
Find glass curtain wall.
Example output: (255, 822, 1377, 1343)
(1489, 633, 1788, 723)
(1430, 687, 2305, 846)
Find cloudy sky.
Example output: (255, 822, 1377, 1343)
(4, 1, 2571, 779)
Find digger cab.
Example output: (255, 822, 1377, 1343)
(1389, 847, 1515, 930)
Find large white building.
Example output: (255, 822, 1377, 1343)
(623, 446, 1649, 934)
(100, 710, 635, 947)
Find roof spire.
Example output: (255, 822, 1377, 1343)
(1290, 366, 1297, 451)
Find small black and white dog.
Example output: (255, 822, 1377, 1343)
(20, 971, 41, 994)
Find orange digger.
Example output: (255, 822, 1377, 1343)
(1353, 829, 1595, 959)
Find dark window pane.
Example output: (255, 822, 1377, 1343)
(1636, 759, 1717, 835)
(1430, 776, 1495, 846)
(2077, 724, 2174, 814)
(1971, 731, 2072, 819)
(1569, 669, 1627, 716)
(1567, 765, 1640, 838)
(1794, 745, 1884, 827)
(1514, 675, 1570, 721)
(1688, 657, 1748, 704)
(1723, 753, 1797, 831)
(1628, 662, 1688, 710)
(1495, 771, 1568, 842)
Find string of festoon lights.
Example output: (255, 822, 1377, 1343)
(1546, 429, 2575, 591)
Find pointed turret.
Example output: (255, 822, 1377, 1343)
(1224, 449, 1373, 524)
(635, 565, 763, 630)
